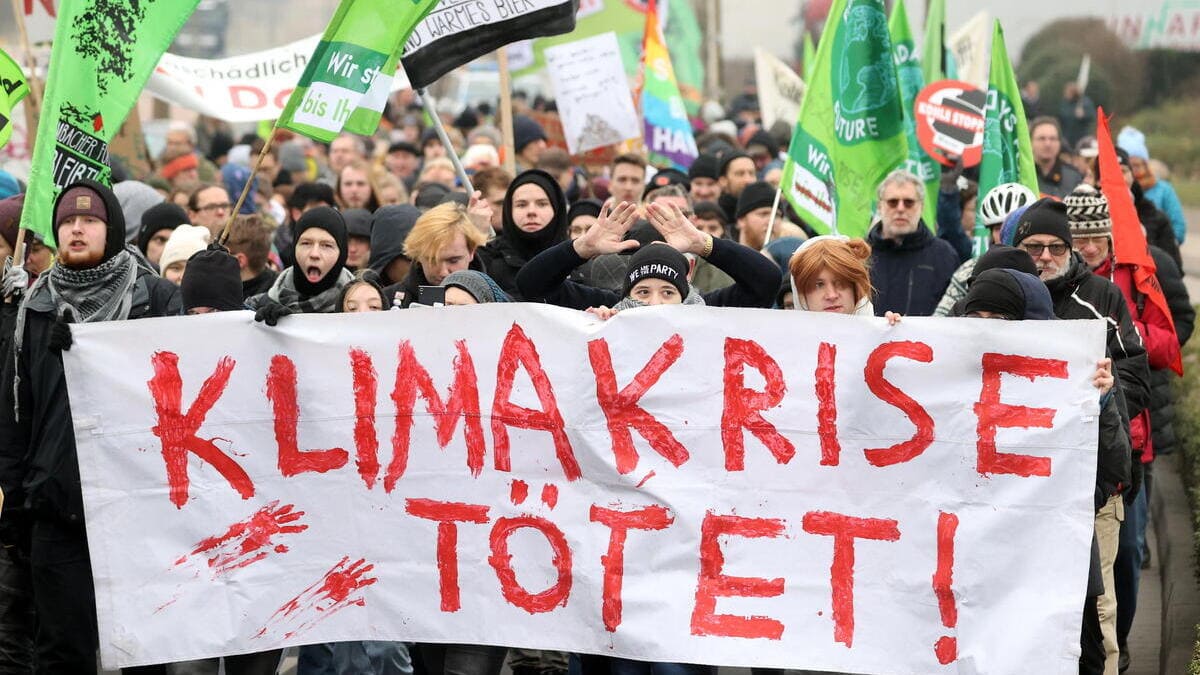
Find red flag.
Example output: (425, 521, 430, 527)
(1096, 107, 1182, 375)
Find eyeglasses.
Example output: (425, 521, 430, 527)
(1021, 242, 1070, 256)
(885, 198, 918, 209)
(197, 202, 232, 212)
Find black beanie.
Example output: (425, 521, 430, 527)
(621, 220, 665, 255)
(623, 243, 689, 298)
(292, 206, 348, 296)
(736, 181, 777, 219)
(970, 245, 1039, 282)
(181, 248, 244, 312)
(1012, 198, 1072, 247)
(719, 151, 752, 177)
(689, 154, 720, 180)
(567, 199, 603, 224)
(138, 202, 190, 254)
(963, 269, 1025, 320)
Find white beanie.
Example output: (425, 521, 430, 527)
(159, 224, 211, 272)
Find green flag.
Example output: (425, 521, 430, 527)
(278, 0, 438, 143)
(781, 0, 908, 238)
(802, 32, 816, 84)
(19, 0, 198, 245)
(889, 0, 939, 229)
(921, 0, 957, 84)
(0, 48, 31, 150)
(977, 20, 1039, 256)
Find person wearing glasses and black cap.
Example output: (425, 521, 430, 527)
(866, 169, 959, 316)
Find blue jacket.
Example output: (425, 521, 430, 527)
(1143, 180, 1187, 244)
(867, 221, 960, 317)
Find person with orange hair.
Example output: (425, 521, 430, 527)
(787, 235, 876, 315)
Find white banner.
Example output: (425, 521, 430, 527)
(64, 306, 1103, 673)
(545, 33, 640, 155)
(1110, 3, 1200, 51)
(145, 35, 410, 123)
(754, 49, 805, 131)
(949, 11, 991, 91)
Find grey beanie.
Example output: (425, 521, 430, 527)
(441, 270, 510, 304)
(114, 180, 165, 245)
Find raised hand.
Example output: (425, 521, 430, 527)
(467, 190, 494, 236)
(645, 202, 709, 256)
(572, 200, 640, 259)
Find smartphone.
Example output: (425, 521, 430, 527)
(418, 285, 446, 306)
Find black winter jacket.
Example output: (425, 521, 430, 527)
(0, 269, 181, 526)
(867, 221, 960, 317)
(515, 238, 780, 310)
(1148, 247, 1193, 456)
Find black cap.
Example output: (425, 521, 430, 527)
(182, 247, 244, 312)
(963, 269, 1025, 320)
(736, 181, 777, 219)
(568, 199, 603, 224)
(343, 208, 373, 239)
(1012, 198, 1072, 247)
(138, 202, 190, 254)
(623, 243, 690, 298)
(387, 141, 420, 156)
(719, 151, 753, 177)
(644, 168, 691, 198)
(688, 154, 720, 181)
(621, 220, 665, 254)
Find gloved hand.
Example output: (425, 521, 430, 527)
(2, 256, 29, 299)
(48, 307, 74, 352)
(254, 300, 294, 326)
(940, 156, 964, 193)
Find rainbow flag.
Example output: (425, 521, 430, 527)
(640, 0, 697, 170)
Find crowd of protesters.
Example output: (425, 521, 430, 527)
(0, 79, 1192, 675)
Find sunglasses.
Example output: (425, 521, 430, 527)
(885, 198, 918, 209)
(1021, 242, 1070, 256)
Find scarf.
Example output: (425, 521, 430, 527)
(259, 266, 354, 314)
(12, 249, 139, 418)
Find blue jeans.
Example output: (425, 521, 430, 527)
(298, 641, 413, 675)
(1115, 485, 1148, 644)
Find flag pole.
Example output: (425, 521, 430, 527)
(218, 129, 277, 246)
(761, 182, 783, 252)
(416, 88, 474, 194)
(5, 0, 42, 302)
(497, 46, 517, 176)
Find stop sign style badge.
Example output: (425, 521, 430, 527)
(915, 80, 987, 167)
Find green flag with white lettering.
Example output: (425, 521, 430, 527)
(889, 0, 938, 229)
(20, 0, 198, 245)
(278, 0, 438, 143)
(781, 0, 908, 237)
(0, 48, 30, 150)
(977, 20, 1039, 254)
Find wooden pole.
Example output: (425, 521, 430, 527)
(218, 131, 276, 246)
(497, 46, 517, 176)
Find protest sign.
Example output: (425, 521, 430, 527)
(753, 49, 805, 131)
(1110, 2, 1200, 51)
(66, 304, 1102, 674)
(949, 11, 992, 91)
(146, 35, 412, 123)
(19, 0, 58, 44)
(545, 33, 639, 155)
(914, 80, 987, 168)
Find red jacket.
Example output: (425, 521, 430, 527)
(1094, 256, 1181, 462)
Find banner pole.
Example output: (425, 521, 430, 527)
(5, 0, 41, 302)
(218, 129, 276, 246)
(497, 46, 517, 176)
(417, 88, 474, 194)
(761, 183, 783, 252)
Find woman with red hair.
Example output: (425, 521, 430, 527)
(787, 235, 878, 316)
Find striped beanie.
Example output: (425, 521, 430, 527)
(1063, 185, 1111, 239)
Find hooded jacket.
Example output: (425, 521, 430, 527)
(475, 170, 569, 300)
(867, 220, 960, 317)
(367, 205, 421, 286)
(0, 182, 181, 526)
